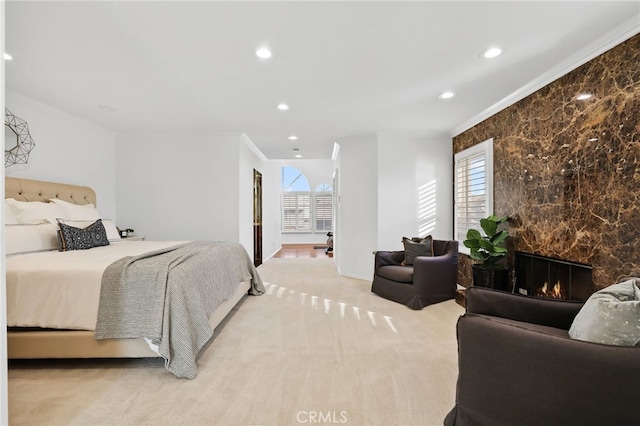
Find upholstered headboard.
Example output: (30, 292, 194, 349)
(5, 177, 96, 206)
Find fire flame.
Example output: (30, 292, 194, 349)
(537, 281, 564, 299)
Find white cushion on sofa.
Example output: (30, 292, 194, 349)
(569, 278, 640, 346)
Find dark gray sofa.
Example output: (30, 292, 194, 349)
(371, 239, 458, 310)
(445, 286, 640, 426)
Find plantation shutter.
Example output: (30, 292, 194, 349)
(281, 192, 311, 232)
(282, 193, 297, 231)
(454, 139, 493, 252)
(314, 193, 333, 232)
(297, 194, 311, 231)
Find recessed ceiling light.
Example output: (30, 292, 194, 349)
(277, 103, 289, 111)
(255, 47, 272, 59)
(576, 93, 593, 101)
(293, 148, 302, 158)
(481, 47, 502, 59)
(438, 91, 456, 100)
(4, 53, 13, 60)
(288, 135, 299, 140)
(294, 154, 303, 158)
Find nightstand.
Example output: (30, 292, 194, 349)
(122, 236, 145, 241)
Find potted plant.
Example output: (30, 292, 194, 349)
(463, 215, 510, 291)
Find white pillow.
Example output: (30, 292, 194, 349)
(5, 223, 59, 255)
(102, 219, 122, 241)
(49, 198, 102, 221)
(5, 200, 19, 225)
(5, 198, 66, 225)
(57, 219, 121, 241)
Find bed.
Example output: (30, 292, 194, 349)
(5, 176, 264, 379)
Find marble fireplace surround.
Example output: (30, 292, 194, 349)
(454, 34, 640, 290)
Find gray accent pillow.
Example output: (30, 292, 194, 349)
(569, 278, 640, 346)
(57, 218, 110, 251)
(401, 236, 433, 266)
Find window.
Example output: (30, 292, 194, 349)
(282, 192, 312, 231)
(314, 184, 333, 232)
(280, 166, 333, 233)
(454, 138, 493, 254)
(281, 167, 311, 232)
(282, 166, 311, 192)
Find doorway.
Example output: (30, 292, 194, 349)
(253, 169, 263, 267)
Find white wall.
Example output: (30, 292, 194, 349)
(262, 160, 284, 259)
(116, 131, 275, 261)
(377, 133, 453, 250)
(334, 133, 378, 280)
(333, 132, 453, 281)
(4, 92, 118, 220)
(238, 134, 266, 256)
(116, 131, 240, 241)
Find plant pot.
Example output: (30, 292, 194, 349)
(472, 264, 509, 291)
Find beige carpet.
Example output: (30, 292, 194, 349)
(8, 257, 464, 425)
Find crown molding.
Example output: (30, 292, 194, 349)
(240, 132, 268, 162)
(452, 15, 640, 137)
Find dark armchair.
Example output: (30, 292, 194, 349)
(445, 286, 640, 426)
(371, 239, 458, 310)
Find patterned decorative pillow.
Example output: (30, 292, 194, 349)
(401, 235, 434, 266)
(57, 219, 110, 251)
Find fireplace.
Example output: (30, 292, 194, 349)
(514, 252, 594, 301)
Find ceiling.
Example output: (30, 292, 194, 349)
(5, 1, 639, 159)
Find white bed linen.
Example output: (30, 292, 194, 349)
(6, 240, 188, 331)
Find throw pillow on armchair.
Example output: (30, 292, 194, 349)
(400, 235, 433, 265)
